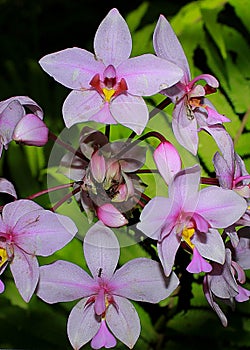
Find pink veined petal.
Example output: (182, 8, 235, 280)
(89, 102, 117, 124)
(213, 151, 234, 189)
(137, 196, 171, 240)
(0, 178, 17, 199)
(2, 199, 42, 229)
(153, 141, 182, 185)
(94, 8, 132, 67)
(91, 319, 116, 349)
(62, 89, 104, 128)
(106, 296, 140, 349)
(192, 229, 225, 265)
(13, 114, 49, 146)
(186, 247, 212, 274)
(36, 260, 97, 303)
(96, 203, 128, 228)
(196, 187, 247, 228)
(153, 15, 190, 80)
(0, 100, 24, 148)
(0, 95, 43, 119)
(204, 103, 231, 125)
(94, 288, 106, 316)
(112, 257, 179, 302)
(110, 94, 149, 134)
(67, 298, 100, 350)
(10, 245, 39, 302)
(158, 227, 181, 277)
(117, 54, 183, 96)
(172, 101, 199, 155)
(90, 152, 106, 183)
(13, 209, 77, 256)
(84, 221, 120, 280)
(190, 74, 219, 88)
(39, 47, 105, 89)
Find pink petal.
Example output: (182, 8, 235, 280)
(91, 320, 116, 349)
(62, 89, 104, 128)
(190, 74, 219, 88)
(13, 114, 48, 146)
(67, 298, 100, 350)
(90, 152, 106, 183)
(110, 94, 149, 134)
(153, 15, 190, 79)
(186, 247, 212, 273)
(118, 54, 183, 96)
(39, 47, 104, 89)
(36, 260, 96, 303)
(0, 95, 43, 119)
(0, 178, 17, 198)
(0, 279, 5, 293)
(10, 246, 39, 302)
(97, 203, 128, 228)
(106, 296, 140, 349)
(0, 100, 23, 148)
(94, 8, 132, 67)
(153, 141, 181, 185)
(235, 285, 250, 302)
(84, 221, 120, 280)
(89, 102, 117, 124)
(112, 257, 179, 302)
(158, 228, 181, 276)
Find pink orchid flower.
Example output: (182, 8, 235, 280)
(37, 221, 179, 349)
(39, 8, 183, 134)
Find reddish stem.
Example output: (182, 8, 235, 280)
(27, 182, 76, 200)
(51, 186, 81, 212)
(49, 131, 86, 160)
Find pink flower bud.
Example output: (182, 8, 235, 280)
(13, 114, 48, 146)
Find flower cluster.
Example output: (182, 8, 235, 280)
(0, 6, 249, 350)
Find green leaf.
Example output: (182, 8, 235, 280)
(126, 2, 149, 32)
(228, 0, 250, 33)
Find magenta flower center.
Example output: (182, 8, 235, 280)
(89, 65, 128, 102)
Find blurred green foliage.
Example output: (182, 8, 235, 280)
(0, 0, 249, 349)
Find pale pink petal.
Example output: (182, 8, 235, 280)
(153, 15, 190, 79)
(13, 209, 77, 256)
(196, 187, 247, 228)
(112, 258, 179, 302)
(186, 247, 212, 273)
(235, 285, 250, 302)
(94, 8, 132, 67)
(36, 260, 96, 303)
(0, 96, 43, 119)
(89, 102, 117, 124)
(110, 94, 149, 134)
(13, 114, 48, 146)
(94, 288, 106, 316)
(97, 203, 128, 228)
(153, 141, 181, 185)
(0, 178, 17, 198)
(190, 74, 219, 88)
(67, 298, 100, 350)
(62, 89, 104, 128)
(84, 221, 120, 280)
(39, 47, 104, 89)
(91, 320, 116, 349)
(0, 279, 5, 293)
(10, 246, 39, 302)
(0, 100, 23, 148)
(90, 152, 106, 183)
(158, 228, 181, 276)
(118, 54, 183, 96)
(106, 296, 140, 349)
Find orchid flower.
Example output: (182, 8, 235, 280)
(137, 164, 247, 276)
(0, 199, 77, 301)
(153, 15, 230, 155)
(59, 126, 146, 227)
(36, 221, 179, 349)
(0, 96, 48, 156)
(39, 8, 183, 134)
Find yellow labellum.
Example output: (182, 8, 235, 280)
(0, 247, 8, 267)
(102, 88, 115, 102)
(182, 227, 195, 249)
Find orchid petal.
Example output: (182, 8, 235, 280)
(192, 229, 225, 265)
(13, 209, 77, 256)
(110, 94, 149, 134)
(190, 74, 219, 88)
(118, 54, 183, 96)
(153, 141, 182, 185)
(62, 89, 104, 128)
(213, 152, 234, 189)
(67, 298, 100, 350)
(112, 258, 179, 302)
(106, 296, 140, 349)
(0, 178, 17, 198)
(13, 114, 48, 146)
(235, 285, 250, 302)
(186, 247, 212, 273)
(0, 100, 23, 149)
(36, 260, 96, 303)
(158, 228, 181, 276)
(172, 101, 199, 155)
(97, 203, 128, 228)
(10, 246, 39, 302)
(91, 320, 116, 349)
(0, 279, 5, 294)
(0, 95, 43, 119)
(90, 152, 106, 183)
(94, 8, 132, 67)
(84, 221, 120, 280)
(89, 102, 117, 124)
(137, 197, 171, 240)
(234, 227, 250, 269)
(39, 47, 104, 89)
(196, 187, 247, 228)
(153, 15, 190, 79)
